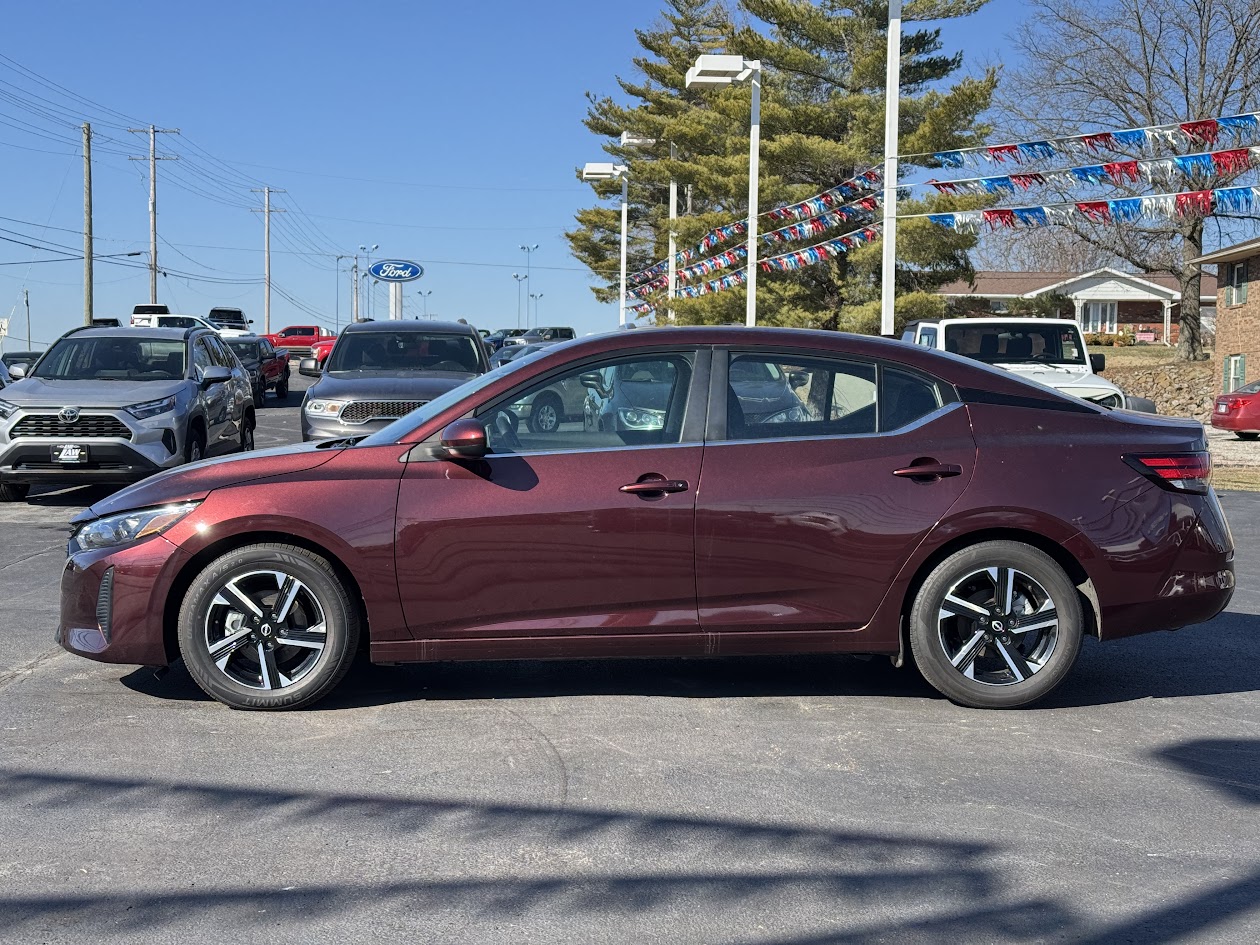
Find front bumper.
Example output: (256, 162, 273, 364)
(302, 413, 392, 442)
(1, 407, 186, 485)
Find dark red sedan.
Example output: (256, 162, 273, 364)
(58, 328, 1234, 710)
(1212, 380, 1260, 439)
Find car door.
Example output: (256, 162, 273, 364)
(695, 348, 976, 636)
(395, 348, 709, 646)
(192, 338, 234, 453)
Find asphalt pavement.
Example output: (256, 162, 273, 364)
(0, 376, 1257, 944)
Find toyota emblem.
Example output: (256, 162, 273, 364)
(59, 406, 81, 423)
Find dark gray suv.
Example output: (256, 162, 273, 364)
(0, 326, 255, 501)
(299, 320, 488, 441)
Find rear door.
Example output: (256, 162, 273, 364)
(695, 348, 976, 635)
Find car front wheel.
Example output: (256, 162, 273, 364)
(178, 543, 360, 710)
(528, 392, 562, 433)
(908, 540, 1083, 709)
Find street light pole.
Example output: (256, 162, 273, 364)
(420, 289, 433, 319)
(529, 292, 544, 326)
(668, 142, 678, 321)
(880, 0, 903, 337)
(582, 163, 631, 328)
(359, 243, 378, 319)
(512, 273, 528, 328)
(519, 245, 538, 321)
(686, 56, 762, 327)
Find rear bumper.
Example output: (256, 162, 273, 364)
(1210, 412, 1259, 432)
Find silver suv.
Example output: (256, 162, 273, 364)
(0, 326, 255, 501)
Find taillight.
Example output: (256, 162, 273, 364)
(1124, 452, 1212, 494)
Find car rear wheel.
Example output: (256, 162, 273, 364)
(528, 392, 562, 433)
(908, 540, 1083, 709)
(0, 483, 30, 502)
(240, 417, 255, 452)
(178, 543, 360, 710)
(1236, 431, 1259, 441)
(276, 374, 289, 399)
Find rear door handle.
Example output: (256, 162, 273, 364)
(893, 463, 963, 481)
(620, 479, 689, 496)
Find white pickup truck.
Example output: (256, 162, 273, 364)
(902, 317, 1157, 412)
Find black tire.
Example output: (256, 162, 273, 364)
(184, 426, 206, 464)
(1235, 431, 1259, 441)
(240, 415, 255, 452)
(276, 373, 289, 400)
(177, 543, 360, 710)
(527, 392, 563, 434)
(0, 483, 30, 502)
(253, 384, 265, 409)
(908, 540, 1083, 709)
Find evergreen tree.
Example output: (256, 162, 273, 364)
(567, 0, 997, 332)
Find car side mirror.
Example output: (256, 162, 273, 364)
(579, 372, 605, 392)
(298, 357, 322, 378)
(1090, 353, 1106, 373)
(8, 363, 27, 380)
(788, 371, 808, 389)
(440, 418, 488, 459)
(200, 365, 232, 389)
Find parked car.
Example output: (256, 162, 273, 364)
(56, 327, 1232, 711)
(298, 319, 488, 441)
(225, 336, 291, 407)
(1212, 380, 1260, 439)
(130, 303, 169, 320)
(0, 326, 254, 501)
(309, 336, 337, 368)
(208, 307, 252, 332)
(133, 312, 223, 334)
(90, 318, 122, 328)
(483, 328, 528, 352)
(262, 324, 337, 358)
(518, 326, 576, 345)
(1, 351, 42, 372)
(902, 317, 1156, 412)
(0, 363, 9, 388)
(489, 340, 552, 370)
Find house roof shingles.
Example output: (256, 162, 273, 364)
(938, 269, 1217, 299)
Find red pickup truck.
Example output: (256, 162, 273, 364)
(261, 325, 335, 357)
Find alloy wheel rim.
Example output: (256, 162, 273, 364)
(537, 403, 558, 431)
(203, 569, 328, 690)
(937, 566, 1059, 687)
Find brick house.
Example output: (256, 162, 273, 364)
(937, 268, 1217, 345)
(1192, 238, 1260, 393)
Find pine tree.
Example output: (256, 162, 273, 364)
(567, 0, 997, 332)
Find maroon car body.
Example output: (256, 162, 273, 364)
(58, 327, 1234, 709)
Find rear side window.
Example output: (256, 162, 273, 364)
(916, 327, 937, 348)
(881, 367, 944, 431)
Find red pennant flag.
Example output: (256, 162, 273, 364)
(1180, 120, 1220, 145)
(1010, 173, 1046, 190)
(1211, 148, 1252, 175)
(1103, 161, 1141, 184)
(1175, 190, 1213, 216)
(1076, 201, 1112, 222)
(1081, 133, 1118, 153)
(986, 144, 1022, 163)
(983, 209, 1017, 229)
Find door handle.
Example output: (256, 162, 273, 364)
(620, 478, 689, 496)
(893, 462, 963, 481)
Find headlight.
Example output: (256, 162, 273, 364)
(1085, 392, 1124, 410)
(126, 395, 177, 420)
(305, 399, 347, 418)
(616, 406, 665, 430)
(762, 404, 808, 424)
(70, 502, 200, 553)
(0, 399, 18, 420)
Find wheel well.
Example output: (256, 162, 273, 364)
(896, 527, 1100, 665)
(188, 415, 206, 440)
(162, 531, 369, 664)
(243, 406, 256, 430)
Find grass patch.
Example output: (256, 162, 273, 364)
(1212, 468, 1260, 492)
(1089, 344, 1183, 368)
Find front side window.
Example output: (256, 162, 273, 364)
(192, 340, 213, 377)
(917, 327, 938, 348)
(478, 353, 694, 454)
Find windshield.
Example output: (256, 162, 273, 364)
(943, 323, 1087, 366)
(226, 341, 260, 360)
(32, 337, 187, 381)
(327, 331, 481, 373)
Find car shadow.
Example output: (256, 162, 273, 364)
(26, 483, 117, 507)
(121, 609, 1260, 711)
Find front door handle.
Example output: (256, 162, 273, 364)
(893, 462, 963, 481)
(620, 477, 689, 496)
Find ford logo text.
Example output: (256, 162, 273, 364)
(368, 260, 425, 283)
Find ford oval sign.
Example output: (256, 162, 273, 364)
(368, 259, 424, 282)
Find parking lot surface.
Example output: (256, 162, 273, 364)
(1, 377, 1257, 944)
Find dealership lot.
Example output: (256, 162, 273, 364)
(0, 376, 1257, 944)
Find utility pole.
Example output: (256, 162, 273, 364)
(879, 0, 903, 337)
(83, 123, 93, 325)
(127, 125, 179, 304)
(251, 187, 286, 333)
(335, 255, 351, 331)
(351, 257, 360, 323)
(24, 289, 31, 348)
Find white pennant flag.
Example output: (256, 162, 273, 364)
(1140, 194, 1177, 219)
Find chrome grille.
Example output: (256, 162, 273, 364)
(11, 414, 132, 440)
(340, 400, 427, 424)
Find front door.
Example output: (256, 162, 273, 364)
(395, 349, 707, 643)
(695, 350, 976, 636)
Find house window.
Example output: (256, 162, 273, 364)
(1225, 261, 1248, 306)
(1082, 302, 1118, 334)
(1224, 354, 1247, 393)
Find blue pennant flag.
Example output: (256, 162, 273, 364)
(934, 151, 965, 168)
(928, 214, 958, 228)
(1018, 142, 1056, 161)
(1012, 207, 1049, 227)
(1175, 153, 1216, 177)
(1112, 129, 1148, 149)
(1214, 187, 1255, 214)
(1071, 166, 1107, 184)
(1218, 115, 1259, 137)
(981, 176, 1016, 193)
(1109, 198, 1144, 222)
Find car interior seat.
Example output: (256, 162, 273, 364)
(1006, 336, 1034, 359)
(978, 334, 999, 358)
(727, 385, 747, 438)
(884, 382, 939, 430)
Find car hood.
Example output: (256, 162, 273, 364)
(994, 363, 1123, 395)
(3, 376, 189, 408)
(309, 372, 476, 400)
(76, 443, 341, 523)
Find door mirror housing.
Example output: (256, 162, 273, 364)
(8, 363, 27, 380)
(440, 418, 489, 459)
(298, 357, 322, 378)
(788, 371, 808, 390)
(579, 371, 605, 393)
(1090, 353, 1106, 374)
(200, 365, 233, 389)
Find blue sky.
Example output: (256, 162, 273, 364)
(0, 0, 1025, 350)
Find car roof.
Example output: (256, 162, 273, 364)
(61, 326, 199, 341)
(342, 319, 477, 336)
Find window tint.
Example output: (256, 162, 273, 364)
(479, 353, 694, 454)
(206, 336, 236, 368)
(260, 340, 274, 357)
(328, 332, 481, 373)
(880, 367, 943, 431)
(192, 340, 213, 376)
(917, 327, 937, 348)
(727, 355, 876, 439)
